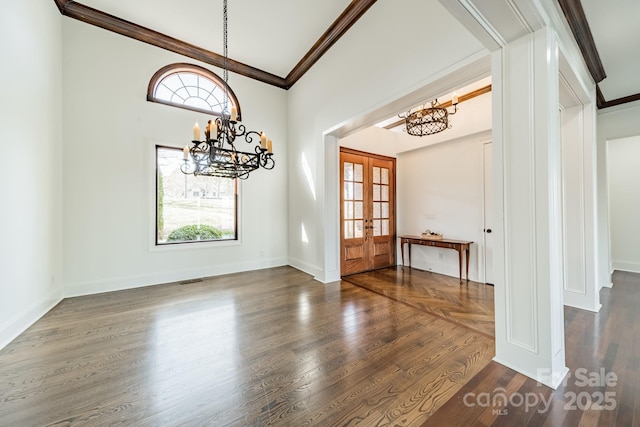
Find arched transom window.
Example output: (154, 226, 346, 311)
(147, 63, 241, 119)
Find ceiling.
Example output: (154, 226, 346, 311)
(54, 0, 639, 109)
(560, 0, 640, 108)
(78, 0, 351, 78)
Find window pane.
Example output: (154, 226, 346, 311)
(373, 184, 381, 201)
(344, 182, 353, 200)
(354, 220, 363, 238)
(354, 201, 363, 219)
(373, 220, 381, 236)
(382, 220, 389, 236)
(344, 162, 353, 181)
(381, 168, 389, 185)
(381, 185, 389, 202)
(373, 167, 381, 184)
(354, 183, 363, 201)
(344, 221, 354, 239)
(381, 202, 389, 219)
(174, 87, 190, 101)
(155, 84, 173, 101)
(344, 201, 353, 219)
(354, 163, 363, 182)
(373, 202, 381, 219)
(156, 146, 237, 245)
(160, 74, 182, 91)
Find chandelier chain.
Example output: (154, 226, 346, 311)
(223, 0, 229, 115)
(180, 0, 275, 180)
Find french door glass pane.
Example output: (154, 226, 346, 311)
(373, 167, 381, 184)
(373, 184, 381, 201)
(382, 219, 389, 236)
(381, 168, 389, 185)
(354, 201, 363, 219)
(344, 182, 353, 200)
(373, 219, 381, 236)
(344, 201, 353, 219)
(373, 202, 381, 219)
(354, 163, 364, 182)
(381, 185, 389, 202)
(344, 221, 354, 239)
(354, 220, 364, 238)
(354, 182, 363, 201)
(344, 162, 353, 181)
(381, 202, 389, 218)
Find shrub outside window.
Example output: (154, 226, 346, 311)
(156, 146, 237, 245)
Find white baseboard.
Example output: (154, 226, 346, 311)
(0, 288, 62, 351)
(612, 260, 640, 274)
(64, 257, 288, 297)
(287, 257, 322, 280)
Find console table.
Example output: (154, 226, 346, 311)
(399, 235, 472, 284)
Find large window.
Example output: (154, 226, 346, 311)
(156, 146, 237, 245)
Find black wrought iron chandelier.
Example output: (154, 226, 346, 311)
(399, 95, 459, 137)
(181, 0, 274, 180)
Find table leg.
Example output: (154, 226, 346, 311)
(458, 248, 463, 284)
(465, 248, 470, 282)
(408, 242, 411, 268)
(400, 240, 405, 266)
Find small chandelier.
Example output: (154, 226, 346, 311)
(181, 0, 274, 180)
(399, 95, 459, 137)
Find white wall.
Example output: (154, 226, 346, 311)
(286, 0, 487, 281)
(607, 135, 640, 273)
(339, 89, 493, 282)
(61, 20, 289, 296)
(0, 1, 63, 348)
(339, 127, 399, 159)
(397, 131, 491, 282)
(597, 101, 640, 282)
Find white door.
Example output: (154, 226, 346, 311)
(483, 142, 494, 284)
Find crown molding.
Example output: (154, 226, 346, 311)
(285, 0, 378, 88)
(53, 0, 377, 90)
(59, 1, 287, 88)
(556, 0, 606, 84)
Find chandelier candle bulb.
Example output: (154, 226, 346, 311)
(260, 132, 267, 149)
(211, 121, 218, 137)
(452, 93, 459, 105)
(193, 122, 200, 141)
(267, 139, 273, 154)
(183, 145, 189, 160)
(231, 107, 237, 121)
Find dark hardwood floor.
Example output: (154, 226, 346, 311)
(423, 270, 640, 427)
(4, 266, 632, 426)
(0, 266, 494, 426)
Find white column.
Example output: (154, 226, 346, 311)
(560, 103, 601, 311)
(492, 28, 568, 388)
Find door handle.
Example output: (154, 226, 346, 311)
(485, 229, 492, 233)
